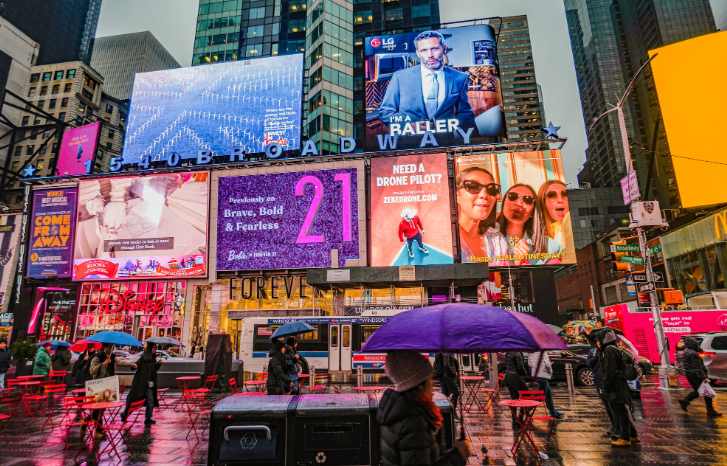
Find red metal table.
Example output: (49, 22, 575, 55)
(499, 399, 544, 463)
(460, 375, 488, 413)
(244, 380, 267, 392)
(79, 401, 125, 461)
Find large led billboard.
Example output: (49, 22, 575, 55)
(55, 122, 100, 176)
(0, 214, 20, 313)
(649, 31, 727, 208)
(73, 172, 210, 281)
(364, 24, 505, 151)
(215, 162, 366, 271)
(455, 150, 575, 267)
(370, 154, 454, 266)
(27, 188, 77, 279)
(123, 54, 303, 164)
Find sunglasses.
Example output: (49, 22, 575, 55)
(460, 180, 501, 196)
(546, 190, 568, 199)
(505, 191, 535, 205)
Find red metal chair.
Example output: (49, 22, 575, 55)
(518, 390, 554, 422)
(227, 377, 240, 393)
(180, 388, 210, 442)
(204, 374, 219, 390)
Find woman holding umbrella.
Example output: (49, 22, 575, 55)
(266, 340, 290, 395)
(378, 351, 472, 465)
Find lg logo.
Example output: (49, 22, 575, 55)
(370, 37, 382, 48)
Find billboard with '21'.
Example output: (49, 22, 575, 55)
(123, 54, 303, 164)
(455, 150, 576, 267)
(216, 162, 366, 271)
(73, 172, 210, 281)
(364, 24, 505, 150)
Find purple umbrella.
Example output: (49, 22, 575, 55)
(361, 303, 566, 353)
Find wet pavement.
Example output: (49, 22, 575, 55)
(0, 375, 725, 466)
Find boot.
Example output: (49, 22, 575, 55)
(678, 399, 689, 412)
(705, 397, 722, 417)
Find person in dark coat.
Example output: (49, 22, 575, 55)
(587, 330, 616, 438)
(121, 343, 161, 425)
(266, 340, 290, 395)
(503, 351, 529, 426)
(378, 351, 472, 466)
(434, 353, 460, 413)
(52, 346, 72, 372)
(285, 337, 305, 395)
(678, 337, 721, 417)
(598, 330, 638, 446)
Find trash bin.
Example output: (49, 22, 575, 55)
(208, 394, 293, 466)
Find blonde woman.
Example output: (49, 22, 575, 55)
(538, 180, 576, 264)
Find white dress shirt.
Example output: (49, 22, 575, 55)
(420, 65, 445, 110)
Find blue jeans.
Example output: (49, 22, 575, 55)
(406, 233, 424, 253)
(0, 372, 5, 389)
(537, 378, 558, 416)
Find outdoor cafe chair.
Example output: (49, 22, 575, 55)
(518, 390, 556, 423)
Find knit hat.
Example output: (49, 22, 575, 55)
(385, 351, 433, 392)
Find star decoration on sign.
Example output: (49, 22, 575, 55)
(21, 164, 37, 177)
(542, 121, 561, 139)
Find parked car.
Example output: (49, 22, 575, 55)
(678, 333, 727, 383)
(497, 350, 594, 386)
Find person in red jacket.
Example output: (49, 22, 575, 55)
(398, 207, 429, 258)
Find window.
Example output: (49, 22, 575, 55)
(66, 69, 76, 79)
(64, 83, 72, 92)
(30, 73, 40, 83)
(105, 103, 113, 113)
(26, 145, 35, 155)
(37, 100, 44, 109)
(42, 72, 52, 81)
(245, 44, 262, 57)
(21, 116, 29, 126)
(54, 70, 64, 80)
(246, 25, 264, 38)
(108, 129, 115, 139)
(412, 3, 430, 18)
(40, 86, 48, 96)
(61, 97, 68, 107)
(28, 87, 36, 97)
(58, 112, 66, 121)
(51, 84, 60, 94)
(14, 146, 22, 157)
(248, 7, 264, 19)
(49, 99, 57, 109)
(106, 142, 112, 150)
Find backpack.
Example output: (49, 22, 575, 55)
(619, 347, 641, 381)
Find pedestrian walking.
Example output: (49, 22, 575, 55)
(0, 339, 11, 389)
(266, 340, 290, 395)
(378, 351, 472, 466)
(71, 348, 93, 387)
(503, 351, 528, 427)
(121, 343, 160, 426)
(434, 352, 460, 414)
(598, 330, 638, 446)
(285, 337, 307, 395)
(527, 351, 562, 418)
(678, 337, 722, 417)
(587, 331, 616, 439)
(33, 342, 52, 376)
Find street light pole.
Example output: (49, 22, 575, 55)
(589, 54, 671, 387)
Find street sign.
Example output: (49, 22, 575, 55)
(610, 244, 640, 253)
(631, 273, 648, 283)
(621, 256, 645, 265)
(653, 272, 664, 283)
(639, 283, 655, 293)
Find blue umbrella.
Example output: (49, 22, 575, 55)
(271, 321, 314, 340)
(37, 340, 71, 349)
(87, 331, 142, 347)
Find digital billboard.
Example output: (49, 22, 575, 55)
(27, 188, 77, 279)
(649, 31, 727, 208)
(370, 154, 453, 266)
(455, 150, 575, 266)
(55, 122, 100, 176)
(123, 54, 303, 164)
(216, 162, 366, 271)
(0, 214, 20, 313)
(73, 172, 210, 281)
(364, 24, 505, 151)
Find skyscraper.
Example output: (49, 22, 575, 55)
(91, 31, 180, 101)
(0, 0, 102, 65)
(565, 0, 716, 207)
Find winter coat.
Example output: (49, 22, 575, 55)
(71, 351, 91, 386)
(398, 216, 423, 241)
(586, 347, 604, 389)
(681, 338, 707, 380)
(32, 347, 51, 376)
(266, 349, 290, 395)
(89, 351, 115, 379)
(528, 352, 554, 380)
(377, 389, 465, 466)
(434, 353, 459, 383)
(0, 349, 11, 373)
(600, 343, 631, 404)
(52, 348, 72, 372)
(126, 350, 160, 407)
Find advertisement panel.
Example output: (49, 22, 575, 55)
(0, 214, 20, 314)
(455, 150, 576, 266)
(364, 24, 505, 150)
(650, 31, 727, 208)
(55, 122, 100, 176)
(73, 172, 209, 281)
(123, 54, 303, 164)
(216, 162, 365, 271)
(370, 154, 453, 265)
(27, 188, 77, 278)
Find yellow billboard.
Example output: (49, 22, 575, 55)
(650, 31, 727, 208)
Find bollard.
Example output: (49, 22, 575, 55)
(310, 366, 316, 391)
(357, 365, 364, 387)
(565, 362, 576, 395)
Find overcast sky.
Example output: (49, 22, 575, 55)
(96, 0, 727, 184)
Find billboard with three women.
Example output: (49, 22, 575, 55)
(455, 150, 575, 266)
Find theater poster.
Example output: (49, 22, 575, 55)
(27, 188, 77, 279)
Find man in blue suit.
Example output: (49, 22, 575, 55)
(377, 31, 476, 133)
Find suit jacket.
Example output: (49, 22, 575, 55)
(377, 65, 475, 131)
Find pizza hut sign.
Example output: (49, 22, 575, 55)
(98, 290, 165, 315)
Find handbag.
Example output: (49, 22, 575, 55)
(698, 380, 716, 398)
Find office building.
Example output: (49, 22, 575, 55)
(91, 31, 180, 101)
(565, 0, 715, 207)
(0, 0, 101, 65)
(567, 186, 629, 249)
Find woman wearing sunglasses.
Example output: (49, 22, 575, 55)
(538, 180, 576, 264)
(455, 167, 506, 263)
(494, 184, 546, 265)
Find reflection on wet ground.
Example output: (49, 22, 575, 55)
(0, 375, 724, 465)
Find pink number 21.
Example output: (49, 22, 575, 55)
(294, 172, 353, 244)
